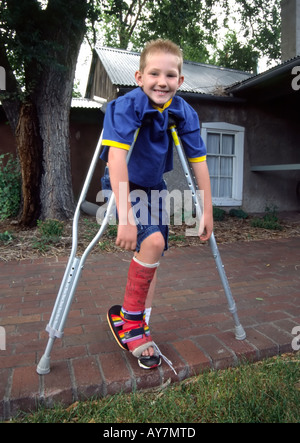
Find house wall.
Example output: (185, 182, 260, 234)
(0, 119, 17, 156)
(242, 101, 299, 213)
(3, 86, 297, 219)
(70, 109, 104, 202)
(0, 107, 105, 210)
(168, 95, 300, 213)
(87, 57, 118, 102)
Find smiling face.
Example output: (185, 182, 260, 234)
(135, 51, 184, 108)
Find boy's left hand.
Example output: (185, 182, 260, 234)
(199, 213, 213, 242)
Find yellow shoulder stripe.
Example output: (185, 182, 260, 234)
(188, 156, 207, 163)
(102, 140, 130, 151)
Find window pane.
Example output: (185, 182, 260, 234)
(220, 178, 232, 198)
(203, 122, 244, 204)
(207, 156, 219, 176)
(222, 134, 235, 155)
(210, 177, 219, 197)
(220, 158, 233, 177)
(206, 131, 236, 200)
(207, 133, 220, 154)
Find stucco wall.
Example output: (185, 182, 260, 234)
(167, 95, 300, 213)
(0, 108, 105, 209)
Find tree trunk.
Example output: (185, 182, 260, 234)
(15, 102, 43, 227)
(1, 0, 88, 226)
(36, 69, 76, 221)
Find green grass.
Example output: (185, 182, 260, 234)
(8, 353, 300, 423)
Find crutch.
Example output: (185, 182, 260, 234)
(169, 123, 246, 341)
(36, 129, 139, 375)
(37, 119, 245, 376)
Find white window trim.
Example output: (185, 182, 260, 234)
(202, 122, 245, 207)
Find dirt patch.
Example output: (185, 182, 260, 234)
(0, 212, 299, 262)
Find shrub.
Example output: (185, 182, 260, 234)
(213, 207, 226, 221)
(229, 208, 248, 219)
(0, 231, 14, 244)
(33, 219, 64, 251)
(0, 153, 21, 220)
(251, 206, 282, 231)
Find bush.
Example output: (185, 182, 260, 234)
(0, 153, 21, 220)
(0, 231, 14, 244)
(213, 207, 226, 221)
(250, 206, 282, 231)
(229, 208, 248, 219)
(33, 219, 64, 251)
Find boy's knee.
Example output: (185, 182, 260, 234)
(148, 232, 165, 253)
(138, 231, 166, 263)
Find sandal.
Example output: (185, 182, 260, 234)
(107, 305, 161, 369)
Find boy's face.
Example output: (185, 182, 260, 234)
(135, 52, 184, 108)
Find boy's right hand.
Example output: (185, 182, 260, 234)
(116, 223, 137, 251)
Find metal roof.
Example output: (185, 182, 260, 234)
(71, 98, 103, 109)
(226, 55, 300, 95)
(94, 46, 252, 95)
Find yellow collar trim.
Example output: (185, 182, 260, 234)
(152, 98, 173, 113)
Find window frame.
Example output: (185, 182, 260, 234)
(202, 122, 245, 207)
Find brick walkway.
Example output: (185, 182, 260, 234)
(0, 237, 300, 420)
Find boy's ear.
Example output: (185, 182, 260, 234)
(135, 70, 143, 87)
(178, 75, 184, 89)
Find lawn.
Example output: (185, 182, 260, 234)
(8, 352, 300, 424)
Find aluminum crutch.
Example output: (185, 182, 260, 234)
(169, 124, 246, 341)
(37, 129, 139, 375)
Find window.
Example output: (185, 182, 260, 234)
(202, 122, 245, 206)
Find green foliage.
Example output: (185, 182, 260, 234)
(212, 31, 260, 73)
(229, 208, 248, 219)
(0, 231, 14, 244)
(33, 219, 64, 251)
(251, 206, 283, 231)
(132, 0, 216, 63)
(0, 153, 21, 220)
(37, 219, 64, 240)
(213, 207, 226, 221)
(90, 0, 281, 69)
(82, 218, 118, 250)
(234, 0, 281, 62)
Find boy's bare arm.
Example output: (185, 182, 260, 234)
(191, 161, 213, 242)
(108, 147, 137, 250)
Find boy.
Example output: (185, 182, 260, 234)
(102, 39, 213, 370)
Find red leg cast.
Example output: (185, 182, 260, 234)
(121, 257, 160, 361)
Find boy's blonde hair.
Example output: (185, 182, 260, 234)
(139, 39, 183, 75)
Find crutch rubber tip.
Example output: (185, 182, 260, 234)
(36, 355, 51, 375)
(235, 325, 247, 341)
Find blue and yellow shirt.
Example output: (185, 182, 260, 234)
(101, 87, 207, 187)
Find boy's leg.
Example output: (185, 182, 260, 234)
(138, 232, 162, 329)
(145, 270, 157, 324)
(121, 232, 165, 359)
(135, 231, 166, 263)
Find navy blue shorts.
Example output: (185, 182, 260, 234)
(101, 167, 169, 253)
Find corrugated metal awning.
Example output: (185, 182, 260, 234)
(95, 46, 252, 95)
(71, 98, 103, 109)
